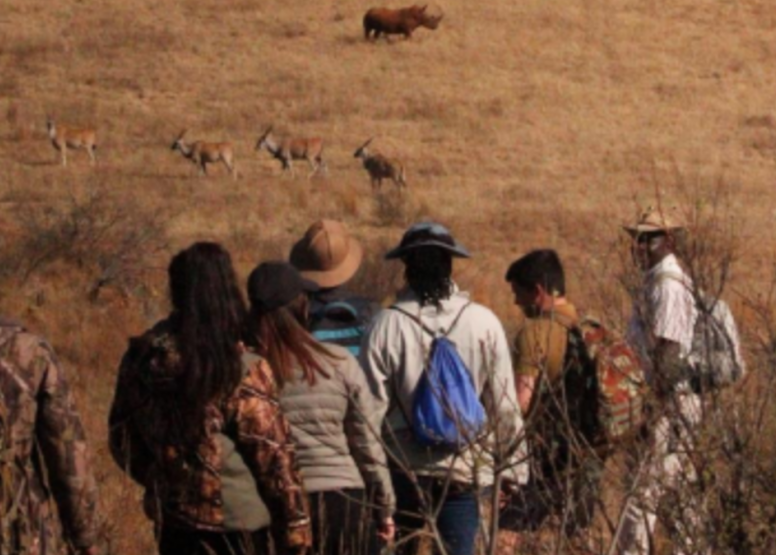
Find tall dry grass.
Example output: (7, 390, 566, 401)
(2, 0, 776, 552)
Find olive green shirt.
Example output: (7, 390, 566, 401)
(514, 302, 579, 385)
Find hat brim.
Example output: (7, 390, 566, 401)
(292, 238, 364, 289)
(622, 224, 685, 236)
(385, 240, 471, 260)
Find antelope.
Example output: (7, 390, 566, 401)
(170, 130, 237, 179)
(46, 117, 97, 167)
(354, 138, 407, 191)
(363, 5, 443, 41)
(255, 127, 326, 179)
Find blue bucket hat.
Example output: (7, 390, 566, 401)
(385, 222, 471, 260)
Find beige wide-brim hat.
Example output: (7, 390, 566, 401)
(622, 206, 685, 236)
(289, 220, 364, 289)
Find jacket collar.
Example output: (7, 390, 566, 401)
(394, 281, 470, 315)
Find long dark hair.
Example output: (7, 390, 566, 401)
(247, 294, 334, 387)
(168, 242, 247, 443)
(404, 247, 454, 308)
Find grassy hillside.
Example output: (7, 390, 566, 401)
(2, 0, 775, 552)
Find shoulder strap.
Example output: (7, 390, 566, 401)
(389, 302, 472, 338)
(389, 306, 436, 336)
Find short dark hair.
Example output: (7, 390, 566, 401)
(505, 249, 566, 296)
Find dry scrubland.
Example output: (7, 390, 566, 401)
(3, 0, 776, 552)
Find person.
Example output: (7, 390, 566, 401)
(500, 249, 603, 541)
(360, 221, 528, 555)
(245, 261, 395, 555)
(290, 220, 378, 357)
(108, 243, 311, 555)
(0, 319, 98, 555)
(617, 208, 703, 555)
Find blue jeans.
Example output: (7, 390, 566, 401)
(391, 471, 480, 555)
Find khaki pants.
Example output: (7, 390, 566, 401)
(616, 392, 706, 555)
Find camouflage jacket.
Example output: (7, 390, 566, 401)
(108, 320, 311, 549)
(0, 319, 98, 555)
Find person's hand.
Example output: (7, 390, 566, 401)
(377, 516, 396, 543)
(499, 479, 520, 509)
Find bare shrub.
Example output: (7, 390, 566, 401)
(2, 188, 172, 301)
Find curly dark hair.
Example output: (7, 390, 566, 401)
(403, 247, 454, 308)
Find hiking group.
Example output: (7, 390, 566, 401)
(0, 208, 745, 555)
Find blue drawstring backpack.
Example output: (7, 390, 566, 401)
(391, 303, 486, 449)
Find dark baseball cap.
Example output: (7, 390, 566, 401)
(247, 261, 320, 311)
(385, 221, 471, 260)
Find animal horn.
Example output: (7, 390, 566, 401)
(360, 137, 375, 149)
(177, 129, 187, 139)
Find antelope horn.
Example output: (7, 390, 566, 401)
(360, 137, 375, 149)
(177, 129, 187, 139)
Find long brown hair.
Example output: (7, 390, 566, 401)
(167, 242, 247, 444)
(248, 294, 336, 387)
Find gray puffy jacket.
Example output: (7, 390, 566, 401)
(280, 344, 395, 519)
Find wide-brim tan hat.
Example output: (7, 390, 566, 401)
(622, 206, 685, 236)
(289, 219, 364, 289)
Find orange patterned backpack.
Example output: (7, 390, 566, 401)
(569, 316, 648, 446)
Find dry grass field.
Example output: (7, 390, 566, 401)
(2, 0, 776, 552)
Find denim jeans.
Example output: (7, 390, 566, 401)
(391, 471, 480, 555)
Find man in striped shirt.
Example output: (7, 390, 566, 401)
(619, 207, 704, 555)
